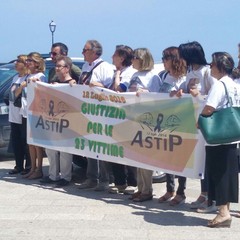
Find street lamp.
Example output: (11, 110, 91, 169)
(49, 20, 56, 45)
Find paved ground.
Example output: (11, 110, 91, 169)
(0, 155, 240, 240)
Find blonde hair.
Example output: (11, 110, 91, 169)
(27, 52, 45, 73)
(134, 48, 154, 71)
(17, 54, 29, 75)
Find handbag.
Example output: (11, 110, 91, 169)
(13, 93, 22, 108)
(198, 81, 240, 144)
(11, 75, 29, 108)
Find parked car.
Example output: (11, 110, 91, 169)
(0, 58, 85, 149)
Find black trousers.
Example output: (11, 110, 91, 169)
(111, 163, 137, 186)
(10, 118, 31, 171)
(166, 174, 186, 195)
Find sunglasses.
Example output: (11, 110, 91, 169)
(26, 59, 35, 63)
(162, 55, 172, 61)
(49, 52, 58, 56)
(133, 56, 140, 60)
(209, 62, 216, 68)
(16, 59, 25, 64)
(82, 48, 92, 53)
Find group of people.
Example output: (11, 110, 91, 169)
(6, 39, 240, 228)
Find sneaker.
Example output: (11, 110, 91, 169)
(55, 179, 70, 188)
(94, 182, 109, 191)
(190, 194, 208, 209)
(123, 186, 137, 195)
(40, 176, 59, 184)
(78, 180, 98, 189)
(8, 168, 22, 175)
(197, 201, 218, 213)
(108, 184, 127, 194)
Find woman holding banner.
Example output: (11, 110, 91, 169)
(127, 47, 161, 202)
(108, 45, 138, 194)
(157, 46, 187, 206)
(177, 41, 217, 213)
(16, 52, 47, 180)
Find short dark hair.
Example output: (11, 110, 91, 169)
(87, 40, 102, 56)
(52, 42, 68, 55)
(178, 41, 207, 67)
(115, 45, 134, 67)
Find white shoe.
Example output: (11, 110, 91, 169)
(197, 201, 218, 213)
(108, 184, 127, 194)
(190, 194, 208, 209)
(123, 186, 137, 195)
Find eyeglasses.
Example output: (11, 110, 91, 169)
(55, 65, 67, 69)
(82, 48, 92, 53)
(49, 52, 59, 56)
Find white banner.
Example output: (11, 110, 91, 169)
(27, 82, 205, 179)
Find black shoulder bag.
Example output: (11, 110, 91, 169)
(13, 75, 29, 108)
(79, 61, 104, 85)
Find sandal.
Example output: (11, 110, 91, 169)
(207, 217, 232, 228)
(158, 192, 175, 203)
(27, 170, 43, 180)
(190, 194, 207, 209)
(169, 194, 186, 206)
(133, 193, 153, 202)
(235, 212, 240, 218)
(22, 170, 35, 178)
(129, 191, 141, 200)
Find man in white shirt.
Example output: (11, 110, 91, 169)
(78, 40, 114, 190)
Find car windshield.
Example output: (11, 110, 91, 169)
(0, 64, 17, 87)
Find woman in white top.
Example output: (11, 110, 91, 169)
(109, 45, 138, 194)
(16, 52, 46, 180)
(8, 55, 31, 175)
(157, 47, 187, 206)
(128, 48, 161, 202)
(200, 52, 239, 228)
(111, 45, 137, 92)
(178, 41, 217, 213)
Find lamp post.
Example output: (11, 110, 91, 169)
(49, 20, 56, 46)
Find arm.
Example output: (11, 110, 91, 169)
(89, 81, 105, 88)
(201, 105, 215, 116)
(113, 70, 121, 91)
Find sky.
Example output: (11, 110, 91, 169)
(0, 0, 240, 65)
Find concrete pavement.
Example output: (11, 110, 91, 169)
(0, 157, 240, 240)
